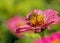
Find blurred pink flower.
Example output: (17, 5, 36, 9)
(33, 33, 60, 43)
(26, 9, 60, 32)
(7, 16, 31, 38)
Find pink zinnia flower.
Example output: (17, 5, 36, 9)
(7, 16, 31, 38)
(26, 9, 60, 32)
(33, 33, 60, 43)
(6, 9, 60, 38)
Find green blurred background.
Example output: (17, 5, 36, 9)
(0, 0, 60, 43)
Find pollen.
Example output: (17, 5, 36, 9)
(29, 16, 36, 25)
(37, 15, 44, 22)
(29, 13, 44, 26)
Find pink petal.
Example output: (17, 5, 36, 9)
(6, 16, 30, 38)
(44, 9, 59, 24)
(49, 33, 60, 42)
(52, 17, 60, 24)
(44, 9, 52, 22)
(33, 9, 43, 15)
(42, 37, 51, 43)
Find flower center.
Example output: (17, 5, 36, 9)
(51, 39, 60, 43)
(29, 12, 44, 26)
